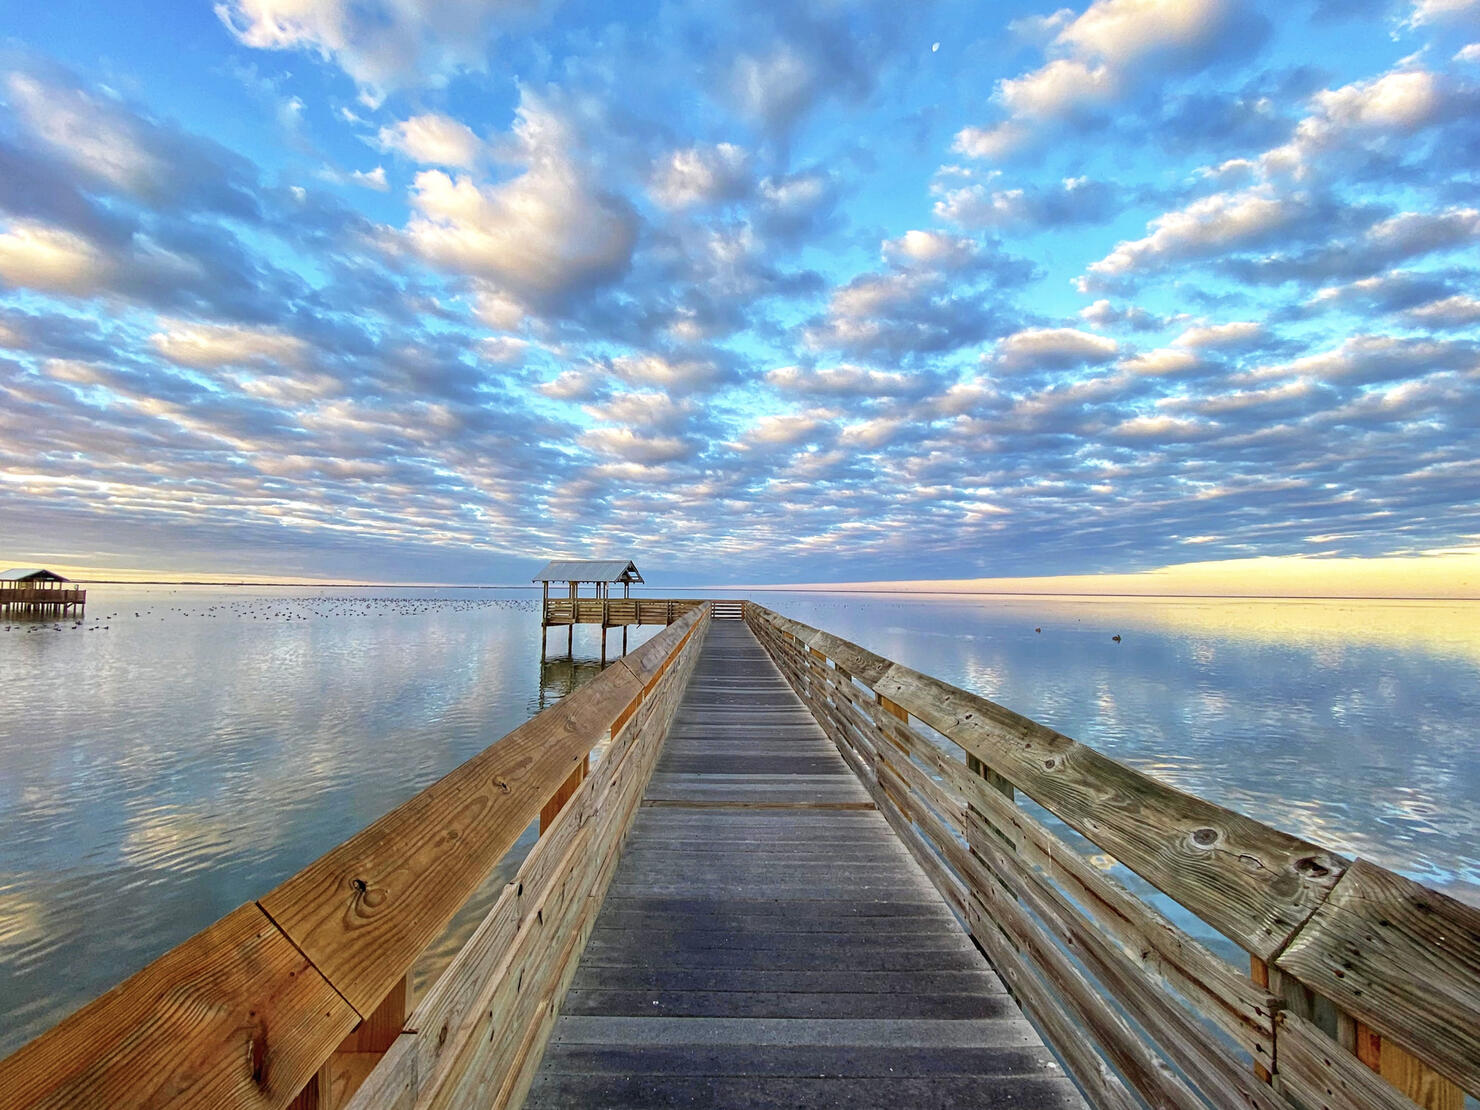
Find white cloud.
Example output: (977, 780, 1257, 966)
(755, 169, 836, 239)
(5, 73, 163, 196)
(1008, 8, 1075, 45)
(880, 230, 985, 271)
(1403, 295, 1480, 328)
(999, 58, 1117, 119)
(1314, 70, 1442, 131)
(609, 353, 731, 393)
(1084, 187, 1300, 285)
(1119, 347, 1201, 376)
(350, 166, 388, 190)
(933, 175, 1116, 230)
(403, 94, 636, 312)
(1173, 321, 1265, 348)
(1109, 413, 1211, 440)
(995, 327, 1119, 371)
(1079, 299, 1168, 331)
(579, 426, 692, 464)
(539, 367, 604, 401)
(955, 0, 1249, 158)
(215, 0, 543, 98)
(839, 417, 906, 449)
(479, 336, 530, 364)
(767, 365, 924, 398)
(953, 123, 1032, 161)
(1059, 0, 1239, 65)
(1409, 0, 1480, 25)
(1365, 208, 1480, 262)
(826, 272, 919, 322)
(741, 412, 831, 448)
(1275, 335, 1479, 384)
(150, 320, 310, 370)
(650, 144, 751, 209)
(0, 222, 111, 295)
(932, 183, 1007, 226)
(1256, 68, 1462, 181)
(583, 390, 693, 432)
(378, 114, 483, 169)
(731, 45, 818, 134)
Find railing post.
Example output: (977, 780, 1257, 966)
(1266, 959, 1462, 1109)
(1250, 957, 1274, 1084)
(541, 757, 589, 834)
(1352, 1021, 1461, 1109)
(290, 973, 413, 1110)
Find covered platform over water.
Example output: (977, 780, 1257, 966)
(0, 568, 86, 616)
(533, 557, 713, 661)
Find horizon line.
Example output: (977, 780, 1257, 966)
(56, 578, 1480, 602)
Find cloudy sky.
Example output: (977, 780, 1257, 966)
(1, 0, 1477, 585)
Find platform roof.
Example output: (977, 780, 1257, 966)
(531, 559, 643, 584)
(0, 568, 69, 582)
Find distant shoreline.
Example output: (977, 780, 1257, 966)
(65, 580, 1480, 602)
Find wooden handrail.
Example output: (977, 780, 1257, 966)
(539, 597, 710, 622)
(0, 605, 709, 1110)
(744, 601, 1478, 1110)
(344, 604, 707, 1109)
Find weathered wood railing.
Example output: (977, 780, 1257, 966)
(744, 601, 1479, 1110)
(541, 597, 708, 626)
(0, 586, 87, 610)
(0, 604, 710, 1110)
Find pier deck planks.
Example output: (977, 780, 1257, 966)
(526, 621, 1083, 1109)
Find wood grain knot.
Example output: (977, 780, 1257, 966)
(247, 1017, 269, 1086)
(1190, 827, 1219, 848)
(1294, 856, 1332, 878)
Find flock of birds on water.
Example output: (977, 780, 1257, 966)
(4, 594, 1126, 643)
(2, 596, 538, 633)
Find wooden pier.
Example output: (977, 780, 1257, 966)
(0, 568, 85, 616)
(533, 558, 707, 662)
(3, 602, 1478, 1110)
(524, 620, 1080, 1107)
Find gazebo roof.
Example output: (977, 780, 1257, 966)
(0, 568, 69, 582)
(531, 559, 643, 584)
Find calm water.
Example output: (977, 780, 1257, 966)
(1, 586, 1477, 1055)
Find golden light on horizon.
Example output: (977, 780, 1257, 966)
(773, 551, 1480, 601)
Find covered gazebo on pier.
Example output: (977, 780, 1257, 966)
(533, 558, 646, 661)
(533, 558, 644, 602)
(0, 568, 86, 616)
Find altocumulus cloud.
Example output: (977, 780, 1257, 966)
(1, 0, 1478, 584)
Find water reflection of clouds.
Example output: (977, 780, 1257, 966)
(764, 591, 1480, 907)
(122, 805, 241, 874)
(0, 892, 46, 950)
(1012, 595, 1480, 668)
(0, 587, 558, 1055)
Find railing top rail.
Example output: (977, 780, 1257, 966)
(0, 604, 707, 1110)
(743, 600, 1480, 1096)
